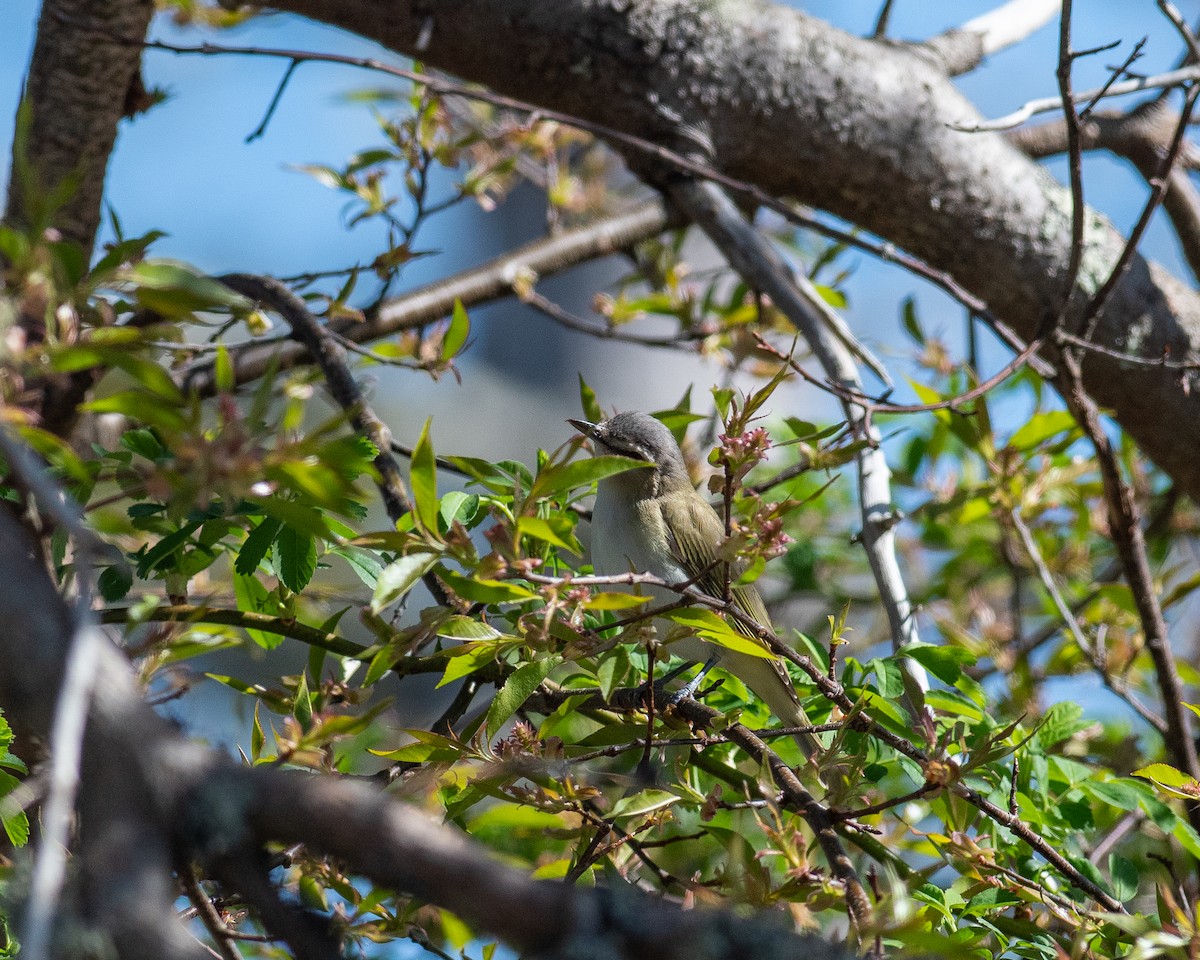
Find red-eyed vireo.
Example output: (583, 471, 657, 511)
(569, 412, 821, 758)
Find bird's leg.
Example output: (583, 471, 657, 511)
(629, 658, 695, 709)
(666, 656, 719, 705)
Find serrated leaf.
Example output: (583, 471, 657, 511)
(0, 770, 29, 847)
(276, 525, 317, 593)
(327, 545, 385, 588)
(485, 657, 561, 739)
(236, 516, 282, 576)
(371, 552, 438, 613)
(97, 563, 133, 602)
(120, 428, 165, 461)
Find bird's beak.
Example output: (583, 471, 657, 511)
(567, 418, 598, 441)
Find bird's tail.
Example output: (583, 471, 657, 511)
(672, 635, 824, 761)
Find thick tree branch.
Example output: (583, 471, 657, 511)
(249, 0, 1200, 503)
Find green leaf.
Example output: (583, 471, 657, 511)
(436, 616, 504, 641)
(1133, 763, 1200, 799)
(443, 298, 470, 360)
(126, 260, 253, 316)
(293, 672, 313, 732)
(438, 642, 501, 687)
(438, 491, 480, 529)
(371, 552, 439, 613)
(1109, 854, 1138, 902)
(236, 516, 282, 576)
(0, 770, 29, 847)
(902, 643, 975, 685)
(214, 343, 234, 393)
(97, 563, 133, 602)
(1035, 701, 1091, 749)
(578, 374, 602, 423)
(533, 455, 650, 499)
(327, 545, 385, 588)
(251, 701, 265, 761)
(438, 567, 538, 604)
(608, 788, 678, 820)
(120, 427, 166, 461)
(275, 526, 317, 593)
(583, 592, 652, 611)
(901, 296, 925, 345)
(485, 656, 561, 739)
(410, 418, 438, 532)
(661, 608, 776, 660)
(81, 390, 188, 433)
(1009, 410, 1078, 450)
(517, 515, 579, 552)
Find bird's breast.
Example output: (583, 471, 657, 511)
(592, 482, 688, 590)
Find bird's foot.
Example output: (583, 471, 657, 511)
(665, 656, 718, 705)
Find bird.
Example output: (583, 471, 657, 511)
(568, 411, 822, 758)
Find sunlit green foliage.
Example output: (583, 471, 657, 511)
(2, 64, 1200, 960)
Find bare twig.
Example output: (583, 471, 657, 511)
(1010, 507, 1167, 734)
(1076, 5, 1200, 338)
(955, 62, 1200, 131)
(1059, 359, 1200, 804)
(182, 869, 246, 960)
(182, 200, 672, 394)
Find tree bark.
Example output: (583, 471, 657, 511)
(5, 0, 154, 253)
(264, 0, 1200, 498)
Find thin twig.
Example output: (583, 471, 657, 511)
(1010, 507, 1167, 733)
(1060, 359, 1200, 813)
(954, 62, 1200, 131)
(182, 869, 247, 960)
(1076, 5, 1200, 338)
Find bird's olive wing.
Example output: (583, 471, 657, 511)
(665, 496, 774, 637)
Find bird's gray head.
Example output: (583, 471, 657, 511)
(568, 412, 688, 480)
